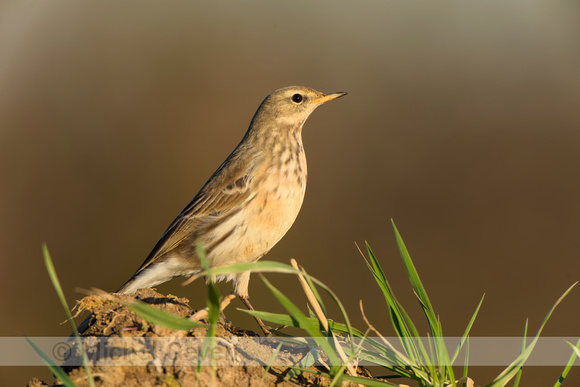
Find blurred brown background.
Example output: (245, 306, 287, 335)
(1, 0, 580, 385)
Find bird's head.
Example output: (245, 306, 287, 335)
(250, 86, 347, 133)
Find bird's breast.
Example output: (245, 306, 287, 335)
(247, 144, 307, 245)
(206, 146, 307, 268)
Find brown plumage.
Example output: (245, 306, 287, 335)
(80, 86, 346, 335)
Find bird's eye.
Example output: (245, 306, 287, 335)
(291, 94, 303, 103)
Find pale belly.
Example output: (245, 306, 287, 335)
(206, 174, 306, 268)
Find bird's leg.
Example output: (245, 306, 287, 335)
(239, 295, 272, 336)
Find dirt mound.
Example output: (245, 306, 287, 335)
(28, 289, 373, 386)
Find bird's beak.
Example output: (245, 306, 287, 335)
(310, 91, 348, 106)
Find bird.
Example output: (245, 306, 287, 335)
(79, 86, 346, 335)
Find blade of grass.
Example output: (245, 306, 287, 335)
(285, 348, 320, 381)
(259, 342, 283, 387)
(243, 308, 416, 374)
(513, 320, 528, 387)
(435, 317, 455, 385)
(244, 302, 425, 374)
(391, 221, 439, 337)
(360, 297, 433, 384)
(243, 307, 392, 353)
(486, 282, 577, 387)
(565, 340, 580, 358)
(291, 259, 328, 330)
(197, 244, 220, 371)
(26, 337, 76, 387)
(462, 336, 470, 385)
(368, 239, 447, 382)
(391, 221, 456, 384)
(555, 339, 580, 387)
(183, 261, 303, 285)
(362, 243, 438, 383)
(241, 309, 322, 332)
(42, 244, 95, 387)
(126, 300, 204, 330)
(363, 243, 427, 365)
(451, 295, 485, 364)
(189, 258, 358, 342)
(290, 259, 359, 379)
(260, 275, 343, 375)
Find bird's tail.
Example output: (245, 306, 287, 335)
(114, 276, 138, 295)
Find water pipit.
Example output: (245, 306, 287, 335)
(81, 86, 346, 335)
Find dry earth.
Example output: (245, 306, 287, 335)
(28, 289, 376, 386)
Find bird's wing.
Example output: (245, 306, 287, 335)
(125, 164, 255, 279)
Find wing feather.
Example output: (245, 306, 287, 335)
(124, 168, 254, 280)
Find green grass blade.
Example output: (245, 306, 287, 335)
(513, 320, 528, 387)
(193, 258, 358, 342)
(317, 281, 356, 341)
(126, 300, 204, 330)
(391, 221, 440, 338)
(292, 261, 357, 342)
(426, 333, 436, 372)
(301, 269, 328, 316)
(243, 309, 370, 343)
(260, 275, 342, 374)
(486, 282, 577, 387)
(240, 310, 325, 332)
(352, 349, 418, 378)
(364, 244, 416, 337)
(463, 336, 470, 384)
(242, 309, 417, 372)
(451, 295, 485, 363)
(187, 260, 302, 280)
(285, 349, 319, 381)
(366, 244, 438, 384)
(42, 244, 95, 387)
(364, 243, 425, 364)
(555, 339, 580, 387)
(304, 272, 358, 351)
(392, 221, 457, 381)
(365, 242, 440, 382)
(197, 244, 220, 366)
(260, 342, 283, 386)
(565, 340, 580, 358)
(330, 331, 377, 387)
(434, 322, 455, 385)
(26, 337, 76, 387)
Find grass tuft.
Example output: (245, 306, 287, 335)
(34, 223, 579, 386)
